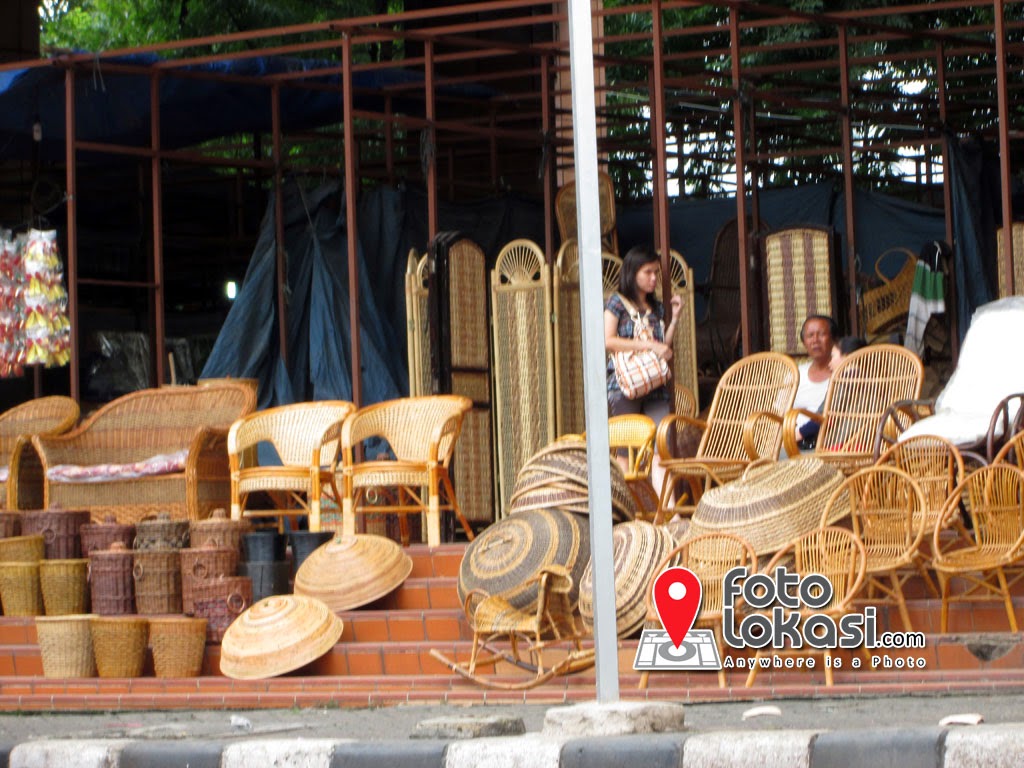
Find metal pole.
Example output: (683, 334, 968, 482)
(150, 71, 166, 387)
(541, 54, 555, 261)
(994, 0, 1014, 295)
(64, 67, 79, 402)
(343, 33, 363, 408)
(838, 26, 859, 334)
(935, 43, 959, 360)
(271, 84, 289, 371)
(425, 40, 438, 240)
(566, 0, 619, 702)
(729, 7, 751, 355)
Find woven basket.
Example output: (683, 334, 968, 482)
(20, 509, 91, 560)
(90, 616, 149, 677)
(149, 616, 208, 677)
(294, 535, 412, 613)
(237, 561, 290, 603)
(192, 576, 251, 642)
(0, 534, 45, 563)
(80, 515, 135, 558)
(180, 545, 239, 614)
(35, 614, 97, 678)
(688, 457, 846, 556)
(134, 512, 190, 551)
(0, 562, 43, 616)
(189, 508, 250, 551)
(0, 512, 22, 538)
(132, 549, 183, 615)
(39, 559, 89, 615)
(88, 542, 135, 615)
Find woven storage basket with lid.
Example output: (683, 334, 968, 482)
(132, 549, 182, 614)
(294, 535, 412, 613)
(578, 521, 677, 637)
(219, 594, 343, 680)
(180, 545, 238, 614)
(80, 515, 135, 558)
(0, 512, 21, 538)
(0, 561, 42, 615)
(191, 576, 252, 642)
(458, 507, 590, 610)
(90, 616, 148, 677)
(21, 509, 91, 559)
(35, 614, 96, 677)
(88, 541, 135, 614)
(688, 457, 846, 556)
(0, 534, 44, 563)
(39, 558, 89, 615)
(149, 616, 207, 677)
(134, 512, 189, 550)
(189, 508, 250, 551)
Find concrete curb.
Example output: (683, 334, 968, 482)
(3, 725, 1024, 767)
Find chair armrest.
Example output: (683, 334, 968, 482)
(872, 398, 936, 459)
(431, 412, 465, 466)
(986, 393, 1024, 462)
(742, 410, 784, 460)
(781, 408, 820, 458)
(655, 413, 706, 460)
(186, 426, 230, 470)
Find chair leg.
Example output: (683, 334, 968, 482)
(824, 650, 834, 687)
(309, 497, 321, 533)
(997, 568, 1019, 633)
(890, 570, 913, 632)
(426, 487, 441, 548)
(342, 489, 356, 539)
(938, 573, 950, 633)
(744, 652, 761, 688)
(442, 474, 475, 541)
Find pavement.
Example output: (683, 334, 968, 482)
(0, 692, 1023, 766)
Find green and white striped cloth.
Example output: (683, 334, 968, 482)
(904, 260, 945, 355)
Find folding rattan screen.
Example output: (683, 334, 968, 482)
(491, 239, 555, 518)
(762, 226, 835, 355)
(996, 223, 1024, 297)
(404, 250, 432, 398)
(668, 250, 699, 410)
(555, 173, 619, 255)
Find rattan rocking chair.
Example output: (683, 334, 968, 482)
(3, 396, 79, 510)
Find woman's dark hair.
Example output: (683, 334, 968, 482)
(836, 335, 867, 356)
(618, 244, 660, 306)
(799, 314, 839, 341)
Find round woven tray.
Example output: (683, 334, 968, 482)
(21, 509, 91, 560)
(149, 616, 207, 677)
(80, 515, 135, 558)
(88, 542, 135, 615)
(0, 561, 42, 616)
(90, 616, 149, 677)
(39, 559, 89, 615)
(219, 594, 343, 680)
(0, 534, 44, 563)
(458, 507, 590, 611)
(132, 549, 182, 615)
(578, 520, 677, 638)
(36, 614, 96, 678)
(294, 535, 412, 613)
(189, 508, 250, 551)
(688, 457, 846, 556)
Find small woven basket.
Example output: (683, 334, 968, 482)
(80, 515, 135, 558)
(0, 561, 43, 616)
(39, 559, 89, 615)
(90, 616, 149, 678)
(193, 576, 251, 642)
(0, 512, 22, 539)
(134, 512, 190, 551)
(88, 542, 135, 615)
(20, 509, 91, 560)
(0, 534, 44, 563)
(35, 614, 97, 678)
(149, 616, 208, 677)
(189, 508, 250, 551)
(180, 545, 238, 615)
(132, 549, 183, 615)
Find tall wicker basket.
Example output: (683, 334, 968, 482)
(0, 561, 43, 616)
(90, 616, 148, 678)
(20, 509, 91, 559)
(180, 545, 238, 615)
(88, 542, 135, 615)
(35, 615, 97, 678)
(0, 534, 44, 563)
(189, 508, 249, 551)
(149, 616, 207, 677)
(192, 576, 252, 643)
(80, 516, 135, 558)
(133, 549, 182, 614)
(39, 559, 89, 615)
(135, 513, 190, 551)
(0, 512, 22, 539)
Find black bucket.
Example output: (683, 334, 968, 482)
(238, 561, 291, 602)
(288, 531, 333, 576)
(241, 531, 287, 563)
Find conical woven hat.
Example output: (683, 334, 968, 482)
(219, 594, 343, 680)
(293, 534, 412, 613)
(578, 520, 677, 637)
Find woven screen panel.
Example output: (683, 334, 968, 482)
(554, 240, 584, 437)
(448, 239, 490, 370)
(669, 250, 699, 410)
(996, 222, 1024, 298)
(764, 227, 833, 355)
(404, 252, 431, 397)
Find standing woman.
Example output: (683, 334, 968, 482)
(604, 244, 683, 494)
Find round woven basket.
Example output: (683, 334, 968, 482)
(0, 512, 22, 539)
(0, 534, 45, 563)
(39, 559, 89, 615)
(180, 545, 239, 614)
(294, 535, 412, 613)
(0, 561, 43, 616)
(189, 508, 250, 551)
(132, 549, 182, 615)
(134, 512, 190, 550)
(191, 576, 252, 642)
(88, 542, 135, 615)
(80, 515, 135, 558)
(35, 614, 97, 678)
(578, 521, 677, 638)
(219, 594, 343, 680)
(458, 507, 590, 611)
(149, 616, 207, 677)
(90, 616, 149, 677)
(688, 457, 846, 556)
(21, 509, 91, 560)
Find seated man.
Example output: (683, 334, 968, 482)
(792, 315, 838, 451)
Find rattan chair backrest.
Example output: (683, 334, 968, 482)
(993, 429, 1024, 470)
(762, 226, 834, 355)
(608, 415, 656, 480)
(649, 532, 756, 620)
(765, 526, 866, 614)
(877, 434, 964, 528)
(0, 396, 79, 460)
(342, 395, 471, 465)
(404, 251, 432, 397)
(555, 172, 618, 254)
(669, 250, 699, 410)
(228, 401, 355, 467)
(936, 464, 1024, 556)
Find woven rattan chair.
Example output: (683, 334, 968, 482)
(607, 415, 657, 519)
(745, 526, 866, 688)
(334, 395, 474, 548)
(2, 396, 79, 510)
(639, 532, 757, 689)
(227, 401, 355, 533)
(555, 172, 618, 254)
(860, 247, 917, 339)
(932, 464, 1024, 633)
(783, 344, 923, 475)
(654, 352, 800, 523)
(821, 465, 926, 631)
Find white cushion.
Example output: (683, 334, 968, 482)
(47, 449, 189, 484)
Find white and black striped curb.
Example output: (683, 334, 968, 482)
(2, 726, 1023, 767)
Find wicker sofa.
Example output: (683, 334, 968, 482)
(11, 382, 256, 522)
(0, 396, 80, 510)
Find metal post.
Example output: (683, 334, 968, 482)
(838, 26, 859, 334)
(729, 7, 751, 355)
(651, 0, 671, 283)
(994, 0, 1014, 295)
(936, 43, 959, 360)
(64, 67, 80, 401)
(343, 33, 363, 407)
(150, 71, 166, 387)
(541, 54, 555, 261)
(425, 40, 438, 240)
(271, 84, 289, 371)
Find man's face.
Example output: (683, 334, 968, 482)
(801, 319, 833, 359)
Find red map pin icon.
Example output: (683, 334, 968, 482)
(652, 566, 702, 649)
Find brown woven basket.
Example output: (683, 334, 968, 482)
(0, 561, 43, 616)
(194, 584, 250, 643)
(20, 509, 91, 560)
(88, 542, 135, 615)
(180, 546, 239, 614)
(189, 508, 249, 551)
(90, 616, 149, 677)
(0, 534, 45, 563)
(39, 559, 89, 616)
(35, 614, 97, 678)
(134, 512, 190, 551)
(132, 549, 183, 615)
(149, 616, 208, 677)
(0, 512, 22, 539)
(80, 515, 135, 558)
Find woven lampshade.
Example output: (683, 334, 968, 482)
(458, 507, 590, 610)
(219, 594, 343, 680)
(293, 535, 412, 613)
(688, 457, 845, 556)
(578, 520, 677, 637)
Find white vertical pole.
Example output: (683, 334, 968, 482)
(566, 0, 620, 701)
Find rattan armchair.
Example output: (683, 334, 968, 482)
(608, 414, 657, 519)
(2, 396, 79, 510)
(860, 247, 917, 339)
(334, 395, 474, 548)
(654, 351, 800, 523)
(745, 527, 866, 688)
(783, 344, 923, 475)
(821, 465, 926, 631)
(931, 464, 1024, 633)
(639, 532, 757, 689)
(227, 401, 355, 533)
